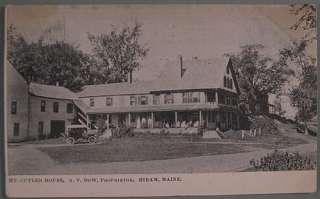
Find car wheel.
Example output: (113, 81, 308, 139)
(88, 136, 96, 144)
(66, 137, 75, 144)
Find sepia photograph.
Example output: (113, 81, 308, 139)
(4, 3, 317, 197)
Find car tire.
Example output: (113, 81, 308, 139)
(88, 136, 96, 144)
(66, 137, 75, 144)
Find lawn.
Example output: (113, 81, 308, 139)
(218, 127, 308, 149)
(228, 133, 307, 149)
(37, 135, 247, 164)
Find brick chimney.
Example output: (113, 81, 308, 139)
(128, 70, 133, 84)
(179, 55, 186, 78)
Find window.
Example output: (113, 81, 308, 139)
(138, 96, 148, 105)
(224, 76, 233, 89)
(226, 96, 231, 105)
(183, 93, 189, 103)
(164, 93, 174, 104)
(224, 76, 227, 88)
(89, 98, 94, 107)
(206, 91, 216, 103)
(53, 102, 59, 113)
(183, 92, 200, 103)
(219, 94, 225, 104)
(67, 103, 73, 113)
(40, 100, 46, 112)
(192, 92, 200, 103)
(232, 97, 237, 106)
(106, 97, 113, 106)
(130, 96, 137, 106)
(153, 94, 160, 105)
(38, 121, 44, 136)
(11, 101, 17, 114)
(13, 123, 19, 136)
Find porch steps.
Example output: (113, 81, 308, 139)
(78, 118, 87, 126)
(202, 130, 221, 139)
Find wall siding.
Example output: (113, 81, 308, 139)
(6, 63, 29, 142)
(29, 96, 75, 138)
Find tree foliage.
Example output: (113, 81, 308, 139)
(8, 23, 148, 91)
(283, 40, 317, 124)
(8, 25, 92, 91)
(286, 4, 317, 127)
(226, 44, 294, 114)
(88, 23, 148, 84)
(289, 4, 316, 41)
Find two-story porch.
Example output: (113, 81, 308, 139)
(86, 102, 240, 132)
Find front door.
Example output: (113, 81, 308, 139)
(50, 120, 65, 138)
(207, 111, 216, 130)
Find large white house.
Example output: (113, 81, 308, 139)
(78, 57, 241, 131)
(6, 56, 242, 142)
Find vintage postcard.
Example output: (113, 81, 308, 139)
(4, 4, 317, 197)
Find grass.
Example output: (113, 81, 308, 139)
(220, 128, 308, 149)
(236, 134, 306, 149)
(37, 135, 247, 164)
(25, 137, 66, 145)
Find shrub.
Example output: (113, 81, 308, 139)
(249, 150, 316, 171)
(248, 115, 279, 135)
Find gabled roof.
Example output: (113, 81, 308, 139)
(6, 61, 28, 85)
(73, 99, 91, 113)
(29, 82, 77, 100)
(78, 57, 238, 97)
(153, 57, 230, 92)
(78, 81, 155, 97)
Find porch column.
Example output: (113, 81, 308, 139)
(206, 111, 209, 128)
(215, 90, 219, 105)
(237, 114, 240, 129)
(106, 114, 110, 130)
(226, 112, 229, 129)
(199, 110, 202, 124)
(175, 111, 178, 127)
(128, 112, 131, 127)
(151, 112, 154, 128)
(216, 111, 220, 129)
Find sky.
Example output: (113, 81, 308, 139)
(6, 4, 316, 82)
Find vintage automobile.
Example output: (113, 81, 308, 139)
(64, 124, 99, 144)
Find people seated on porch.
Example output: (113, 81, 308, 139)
(164, 121, 170, 129)
(176, 120, 181, 128)
(141, 117, 147, 128)
(188, 121, 193, 128)
(136, 117, 141, 129)
(147, 117, 152, 128)
(181, 121, 187, 129)
(193, 121, 199, 128)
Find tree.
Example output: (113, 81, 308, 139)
(289, 4, 316, 42)
(88, 23, 148, 84)
(8, 24, 92, 91)
(282, 40, 316, 132)
(38, 41, 94, 91)
(7, 24, 33, 81)
(226, 44, 294, 114)
(285, 4, 317, 132)
(273, 95, 286, 117)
